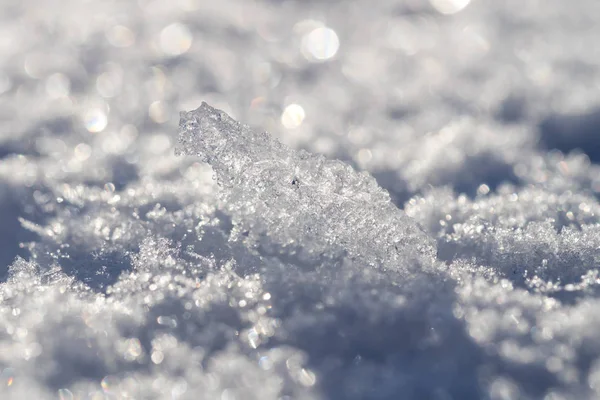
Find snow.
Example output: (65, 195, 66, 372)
(2, 0, 600, 399)
(176, 102, 435, 271)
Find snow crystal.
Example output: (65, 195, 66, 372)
(176, 102, 436, 271)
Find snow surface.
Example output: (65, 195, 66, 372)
(2, 0, 600, 399)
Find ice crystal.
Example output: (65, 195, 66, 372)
(176, 102, 435, 271)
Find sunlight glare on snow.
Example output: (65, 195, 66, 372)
(105, 25, 136, 48)
(301, 26, 340, 62)
(74, 143, 92, 161)
(84, 108, 108, 133)
(281, 103, 305, 129)
(429, 0, 471, 14)
(149, 100, 170, 123)
(357, 148, 373, 165)
(159, 22, 193, 56)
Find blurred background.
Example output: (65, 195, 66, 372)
(1, 0, 600, 268)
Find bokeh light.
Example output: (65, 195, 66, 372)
(301, 27, 340, 62)
(149, 100, 170, 123)
(429, 0, 471, 14)
(105, 25, 136, 48)
(281, 104, 305, 129)
(159, 22, 193, 56)
(83, 109, 108, 133)
(74, 143, 92, 161)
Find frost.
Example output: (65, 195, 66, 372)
(176, 102, 435, 270)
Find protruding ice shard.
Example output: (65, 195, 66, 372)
(176, 102, 435, 270)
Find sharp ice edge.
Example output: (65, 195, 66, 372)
(176, 102, 436, 270)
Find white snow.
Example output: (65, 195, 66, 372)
(2, 0, 600, 399)
(176, 102, 435, 270)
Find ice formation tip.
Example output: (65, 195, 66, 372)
(176, 102, 436, 271)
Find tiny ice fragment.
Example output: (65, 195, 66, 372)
(176, 102, 435, 270)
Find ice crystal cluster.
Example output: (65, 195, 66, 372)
(176, 103, 435, 271)
(3, 0, 600, 399)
